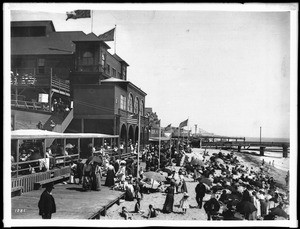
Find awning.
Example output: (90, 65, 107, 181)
(11, 129, 119, 140)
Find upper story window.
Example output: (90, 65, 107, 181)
(120, 95, 127, 110)
(140, 100, 144, 116)
(101, 52, 106, 67)
(122, 66, 126, 80)
(128, 93, 133, 113)
(134, 97, 139, 114)
(37, 58, 45, 74)
(112, 68, 116, 77)
(106, 64, 111, 75)
(81, 51, 94, 66)
(118, 72, 122, 79)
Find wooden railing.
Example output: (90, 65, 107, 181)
(11, 100, 50, 111)
(11, 166, 71, 193)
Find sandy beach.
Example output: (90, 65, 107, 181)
(101, 148, 290, 221)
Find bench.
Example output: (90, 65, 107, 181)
(34, 174, 70, 190)
(11, 186, 23, 197)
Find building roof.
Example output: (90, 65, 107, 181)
(101, 77, 147, 96)
(113, 54, 129, 66)
(11, 20, 56, 31)
(11, 21, 111, 55)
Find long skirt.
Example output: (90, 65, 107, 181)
(105, 169, 115, 187)
(163, 194, 174, 213)
(82, 176, 92, 191)
(92, 173, 101, 191)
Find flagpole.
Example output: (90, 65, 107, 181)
(114, 24, 117, 54)
(91, 10, 93, 33)
(158, 121, 161, 170)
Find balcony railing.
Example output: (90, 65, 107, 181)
(11, 68, 70, 95)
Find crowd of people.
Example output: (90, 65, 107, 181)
(96, 141, 290, 221)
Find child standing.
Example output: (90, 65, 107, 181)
(179, 192, 190, 214)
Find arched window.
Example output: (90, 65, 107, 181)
(128, 93, 134, 113)
(134, 97, 139, 114)
(82, 51, 94, 65)
(140, 100, 144, 116)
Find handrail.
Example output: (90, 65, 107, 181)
(11, 99, 50, 111)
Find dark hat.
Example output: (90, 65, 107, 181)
(45, 182, 55, 189)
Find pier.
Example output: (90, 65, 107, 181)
(191, 135, 290, 158)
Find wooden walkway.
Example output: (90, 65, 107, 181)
(11, 179, 125, 219)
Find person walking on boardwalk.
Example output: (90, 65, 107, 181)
(105, 162, 115, 187)
(195, 179, 206, 209)
(162, 181, 175, 213)
(92, 162, 102, 191)
(38, 183, 56, 219)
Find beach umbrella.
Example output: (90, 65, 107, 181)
(87, 155, 102, 164)
(198, 177, 213, 187)
(191, 158, 204, 166)
(143, 171, 167, 182)
(215, 158, 225, 164)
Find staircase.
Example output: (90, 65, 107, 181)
(43, 109, 74, 147)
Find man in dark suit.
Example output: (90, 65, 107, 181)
(38, 183, 56, 219)
(195, 180, 206, 209)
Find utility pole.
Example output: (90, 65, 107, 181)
(260, 126, 262, 145)
(194, 124, 197, 135)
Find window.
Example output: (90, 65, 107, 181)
(106, 64, 110, 75)
(37, 58, 45, 74)
(134, 97, 139, 114)
(118, 72, 122, 79)
(100, 51, 106, 67)
(120, 95, 127, 110)
(82, 52, 94, 66)
(140, 100, 144, 116)
(128, 94, 133, 112)
(112, 68, 116, 77)
(122, 66, 126, 80)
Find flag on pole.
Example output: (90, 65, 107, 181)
(98, 28, 115, 41)
(66, 10, 91, 21)
(179, 119, 188, 128)
(164, 124, 172, 131)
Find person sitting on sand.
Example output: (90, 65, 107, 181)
(120, 206, 131, 220)
(147, 204, 157, 219)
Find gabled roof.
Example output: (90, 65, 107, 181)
(113, 53, 129, 66)
(11, 21, 111, 55)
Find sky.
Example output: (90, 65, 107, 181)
(6, 3, 297, 139)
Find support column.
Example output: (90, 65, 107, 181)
(81, 118, 84, 133)
(199, 139, 202, 149)
(237, 145, 241, 152)
(282, 145, 288, 158)
(260, 147, 265, 156)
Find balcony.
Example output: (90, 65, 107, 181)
(11, 68, 70, 96)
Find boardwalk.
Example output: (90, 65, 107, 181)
(11, 180, 124, 219)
